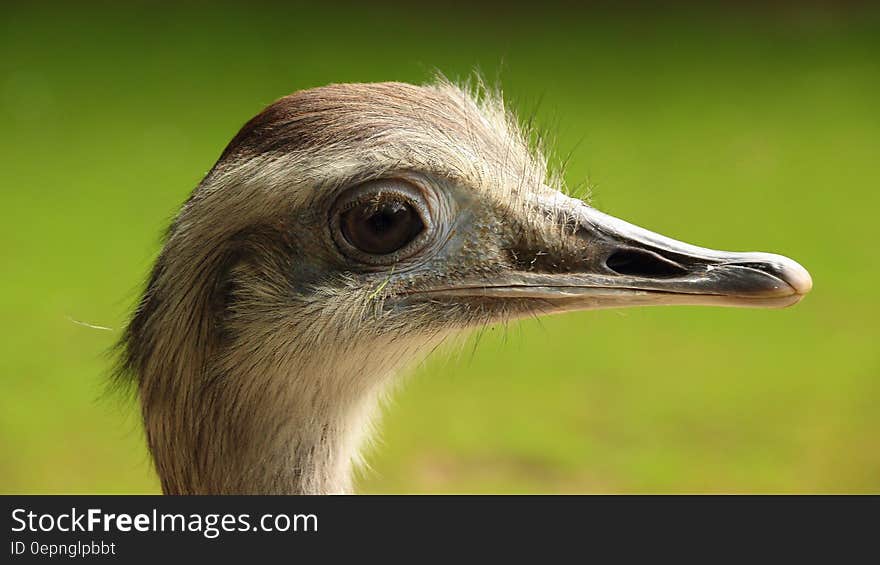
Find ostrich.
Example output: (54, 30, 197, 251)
(118, 80, 812, 494)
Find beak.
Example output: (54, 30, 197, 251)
(423, 193, 812, 311)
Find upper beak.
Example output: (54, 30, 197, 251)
(424, 193, 812, 311)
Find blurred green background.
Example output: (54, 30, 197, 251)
(2, 2, 878, 493)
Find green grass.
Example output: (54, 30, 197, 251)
(1, 3, 878, 493)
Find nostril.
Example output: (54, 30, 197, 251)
(605, 249, 688, 278)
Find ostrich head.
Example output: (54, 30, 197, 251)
(119, 80, 812, 494)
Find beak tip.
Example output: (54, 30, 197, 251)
(781, 258, 813, 296)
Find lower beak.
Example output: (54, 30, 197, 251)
(430, 195, 812, 311)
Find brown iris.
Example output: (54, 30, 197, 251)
(340, 197, 425, 256)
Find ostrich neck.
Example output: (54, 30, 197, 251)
(144, 337, 420, 495)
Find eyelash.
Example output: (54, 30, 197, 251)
(337, 190, 417, 214)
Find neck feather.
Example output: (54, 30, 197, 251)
(140, 334, 438, 494)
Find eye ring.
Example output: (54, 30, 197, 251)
(330, 178, 434, 266)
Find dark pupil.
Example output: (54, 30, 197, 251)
(341, 199, 424, 255)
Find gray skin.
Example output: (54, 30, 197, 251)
(118, 80, 812, 494)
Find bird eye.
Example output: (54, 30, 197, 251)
(340, 197, 424, 255)
(331, 178, 434, 265)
